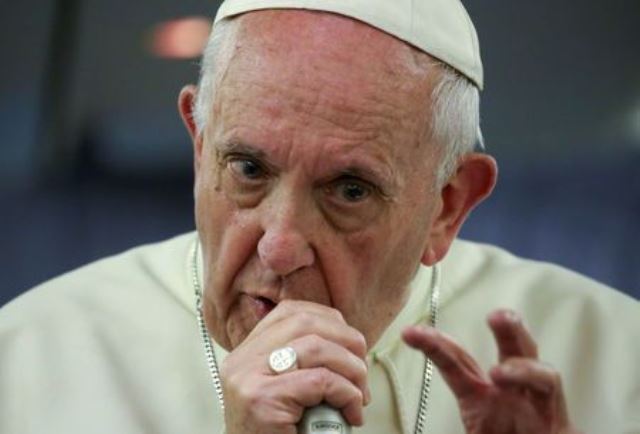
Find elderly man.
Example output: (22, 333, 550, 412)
(1, 0, 638, 433)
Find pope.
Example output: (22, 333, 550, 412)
(0, 0, 638, 433)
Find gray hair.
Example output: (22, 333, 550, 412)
(193, 18, 482, 186)
(430, 65, 484, 185)
(193, 19, 236, 133)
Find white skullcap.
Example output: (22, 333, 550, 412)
(214, 0, 484, 89)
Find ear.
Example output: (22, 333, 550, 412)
(421, 153, 498, 266)
(178, 85, 204, 174)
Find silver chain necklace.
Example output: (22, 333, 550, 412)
(191, 239, 441, 434)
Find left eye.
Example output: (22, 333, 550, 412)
(228, 158, 266, 180)
(330, 179, 372, 203)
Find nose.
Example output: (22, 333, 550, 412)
(257, 207, 315, 277)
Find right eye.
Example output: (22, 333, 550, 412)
(228, 158, 267, 181)
(326, 178, 373, 204)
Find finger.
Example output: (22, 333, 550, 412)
(403, 326, 488, 399)
(490, 358, 571, 427)
(278, 367, 365, 426)
(487, 309, 538, 362)
(252, 300, 345, 335)
(290, 334, 371, 405)
(244, 301, 368, 360)
(490, 358, 562, 396)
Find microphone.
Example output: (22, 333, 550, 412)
(298, 404, 352, 434)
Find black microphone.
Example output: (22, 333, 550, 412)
(298, 404, 352, 434)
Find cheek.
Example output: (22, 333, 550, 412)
(195, 151, 258, 271)
(321, 228, 420, 346)
(195, 176, 263, 346)
(318, 229, 388, 313)
(194, 178, 227, 268)
(356, 207, 432, 300)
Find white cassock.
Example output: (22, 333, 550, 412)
(1, 232, 638, 433)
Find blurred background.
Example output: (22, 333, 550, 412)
(1, 0, 639, 306)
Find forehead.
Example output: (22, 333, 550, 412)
(210, 10, 442, 176)
(237, 10, 430, 68)
(228, 10, 436, 90)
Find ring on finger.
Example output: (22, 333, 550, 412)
(268, 346, 298, 374)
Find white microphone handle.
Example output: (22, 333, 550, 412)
(298, 404, 352, 434)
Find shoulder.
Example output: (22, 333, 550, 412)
(0, 232, 198, 338)
(442, 239, 638, 319)
(0, 232, 217, 433)
(439, 238, 640, 370)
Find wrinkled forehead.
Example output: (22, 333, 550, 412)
(224, 10, 440, 97)
(210, 11, 441, 178)
(237, 10, 433, 70)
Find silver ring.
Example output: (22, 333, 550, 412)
(269, 346, 298, 374)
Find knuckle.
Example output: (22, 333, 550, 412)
(345, 383, 364, 406)
(341, 386, 362, 407)
(348, 353, 368, 377)
(303, 334, 324, 357)
(294, 311, 317, 329)
(358, 357, 369, 376)
(236, 379, 260, 405)
(327, 306, 345, 322)
(538, 361, 562, 389)
(550, 370, 562, 389)
(348, 329, 367, 356)
(292, 334, 323, 361)
(308, 367, 331, 391)
(277, 299, 297, 315)
(303, 332, 323, 345)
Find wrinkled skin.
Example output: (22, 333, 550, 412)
(404, 310, 583, 434)
(194, 10, 446, 352)
(178, 9, 579, 434)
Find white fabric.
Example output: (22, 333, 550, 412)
(214, 0, 484, 89)
(1, 232, 638, 433)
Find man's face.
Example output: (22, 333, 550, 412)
(194, 11, 444, 350)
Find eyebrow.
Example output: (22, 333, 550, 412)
(216, 141, 267, 159)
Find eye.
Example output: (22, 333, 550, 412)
(339, 181, 370, 202)
(228, 158, 267, 181)
(320, 176, 386, 231)
(327, 178, 373, 203)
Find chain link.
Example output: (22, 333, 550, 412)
(413, 264, 440, 434)
(192, 241, 225, 410)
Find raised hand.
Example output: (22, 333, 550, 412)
(403, 309, 583, 434)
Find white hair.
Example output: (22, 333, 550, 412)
(193, 18, 483, 186)
(430, 65, 484, 185)
(193, 19, 237, 132)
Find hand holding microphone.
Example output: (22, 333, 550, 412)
(220, 300, 368, 434)
(268, 347, 352, 434)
